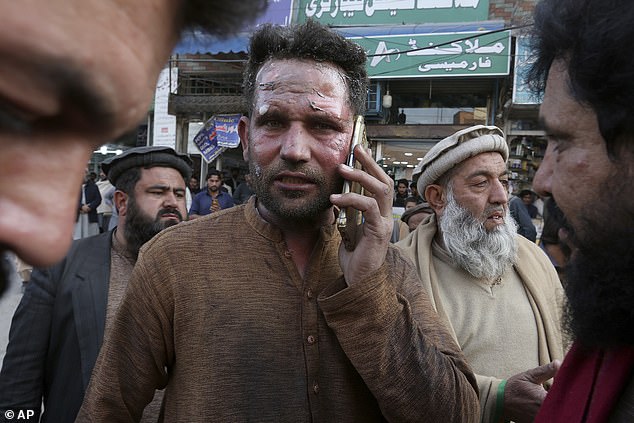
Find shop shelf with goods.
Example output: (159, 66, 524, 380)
(507, 135, 546, 195)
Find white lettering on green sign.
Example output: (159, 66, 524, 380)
(352, 31, 511, 78)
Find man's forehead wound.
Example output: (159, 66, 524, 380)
(256, 84, 340, 116)
(257, 78, 309, 93)
(257, 60, 345, 89)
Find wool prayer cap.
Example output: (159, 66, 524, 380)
(102, 146, 193, 186)
(413, 125, 508, 197)
(401, 202, 434, 224)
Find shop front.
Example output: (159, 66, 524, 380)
(295, 0, 512, 182)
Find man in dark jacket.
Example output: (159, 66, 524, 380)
(509, 193, 537, 242)
(0, 147, 191, 422)
(75, 171, 102, 239)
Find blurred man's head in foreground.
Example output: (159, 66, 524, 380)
(0, 0, 267, 295)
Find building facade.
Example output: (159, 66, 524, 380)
(157, 0, 543, 191)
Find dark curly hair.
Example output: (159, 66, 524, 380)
(529, 0, 634, 157)
(243, 20, 368, 116)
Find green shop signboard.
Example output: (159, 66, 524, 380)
(351, 30, 511, 78)
(298, 0, 490, 25)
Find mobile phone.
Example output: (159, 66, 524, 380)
(337, 115, 368, 251)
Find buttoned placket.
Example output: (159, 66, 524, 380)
(278, 237, 324, 420)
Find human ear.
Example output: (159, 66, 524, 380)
(114, 191, 129, 217)
(425, 184, 446, 214)
(238, 116, 250, 161)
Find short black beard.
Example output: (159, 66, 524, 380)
(248, 153, 342, 224)
(561, 162, 634, 348)
(123, 197, 182, 259)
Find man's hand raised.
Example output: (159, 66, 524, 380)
(330, 144, 394, 286)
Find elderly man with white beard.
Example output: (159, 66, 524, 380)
(397, 125, 565, 423)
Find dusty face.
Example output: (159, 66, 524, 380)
(0, 0, 182, 267)
(238, 59, 354, 223)
(443, 152, 510, 232)
(533, 61, 619, 239)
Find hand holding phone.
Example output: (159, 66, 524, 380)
(330, 115, 395, 286)
(337, 115, 368, 251)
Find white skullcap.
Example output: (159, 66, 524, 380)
(414, 125, 508, 197)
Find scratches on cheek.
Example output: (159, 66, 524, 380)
(333, 136, 347, 151)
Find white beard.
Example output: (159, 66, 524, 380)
(438, 188, 519, 282)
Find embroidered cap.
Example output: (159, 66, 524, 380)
(413, 125, 508, 197)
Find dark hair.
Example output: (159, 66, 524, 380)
(519, 189, 534, 198)
(404, 196, 418, 204)
(116, 165, 186, 197)
(243, 20, 368, 116)
(397, 179, 409, 187)
(115, 167, 142, 196)
(179, 1, 268, 36)
(206, 169, 223, 180)
(529, 0, 634, 156)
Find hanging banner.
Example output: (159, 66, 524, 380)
(297, 0, 489, 25)
(192, 114, 242, 162)
(192, 117, 225, 163)
(351, 30, 511, 78)
(215, 114, 242, 148)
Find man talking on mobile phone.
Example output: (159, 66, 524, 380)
(77, 21, 479, 422)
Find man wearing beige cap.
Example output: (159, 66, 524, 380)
(397, 125, 565, 423)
